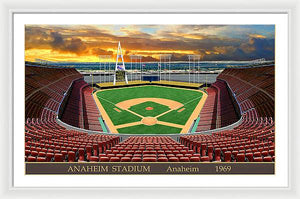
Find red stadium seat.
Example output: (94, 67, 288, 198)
(131, 157, 142, 162)
(254, 152, 261, 157)
(61, 151, 68, 159)
(78, 148, 85, 161)
(143, 157, 157, 162)
(116, 154, 124, 158)
(54, 154, 63, 162)
(214, 148, 221, 161)
(27, 156, 36, 162)
(246, 153, 253, 162)
(31, 151, 38, 157)
(254, 157, 263, 162)
(262, 151, 269, 156)
(169, 157, 179, 162)
(157, 157, 168, 162)
(179, 157, 190, 162)
(110, 157, 120, 162)
(37, 157, 46, 162)
(236, 154, 245, 162)
(207, 146, 213, 160)
(99, 157, 109, 162)
(200, 156, 210, 162)
(86, 146, 92, 160)
(120, 157, 131, 162)
(25, 150, 31, 156)
(46, 153, 54, 162)
(263, 156, 273, 162)
(224, 151, 231, 162)
(38, 151, 46, 157)
(190, 156, 200, 162)
(68, 151, 76, 162)
(89, 156, 99, 162)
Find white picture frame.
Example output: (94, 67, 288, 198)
(0, 0, 299, 198)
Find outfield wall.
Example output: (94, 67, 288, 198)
(96, 82, 203, 90)
(84, 73, 219, 84)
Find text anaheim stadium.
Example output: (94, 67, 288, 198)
(67, 165, 200, 173)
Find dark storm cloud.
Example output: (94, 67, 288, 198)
(49, 31, 87, 55)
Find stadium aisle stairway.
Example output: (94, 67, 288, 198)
(60, 79, 103, 131)
(197, 80, 239, 131)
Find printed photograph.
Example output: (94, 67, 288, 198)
(24, 24, 275, 174)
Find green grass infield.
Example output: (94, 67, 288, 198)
(96, 85, 203, 134)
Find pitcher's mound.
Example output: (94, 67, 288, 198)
(145, 107, 154, 110)
(141, 117, 157, 126)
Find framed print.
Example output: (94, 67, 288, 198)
(12, 12, 288, 187)
(1, 0, 299, 198)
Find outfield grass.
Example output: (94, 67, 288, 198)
(129, 101, 170, 117)
(97, 85, 202, 104)
(117, 124, 182, 134)
(96, 85, 203, 134)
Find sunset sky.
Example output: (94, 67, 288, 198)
(25, 24, 275, 62)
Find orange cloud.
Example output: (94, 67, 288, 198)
(25, 25, 275, 62)
(249, 34, 267, 39)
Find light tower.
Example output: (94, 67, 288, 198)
(113, 41, 128, 85)
(188, 54, 201, 84)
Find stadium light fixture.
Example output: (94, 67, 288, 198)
(99, 55, 112, 84)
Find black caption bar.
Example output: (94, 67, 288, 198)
(26, 163, 274, 175)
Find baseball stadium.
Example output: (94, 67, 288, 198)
(24, 25, 275, 163)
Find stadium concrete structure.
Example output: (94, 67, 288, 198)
(25, 60, 275, 163)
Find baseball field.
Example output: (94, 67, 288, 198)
(93, 85, 207, 134)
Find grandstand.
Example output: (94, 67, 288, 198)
(24, 63, 274, 163)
